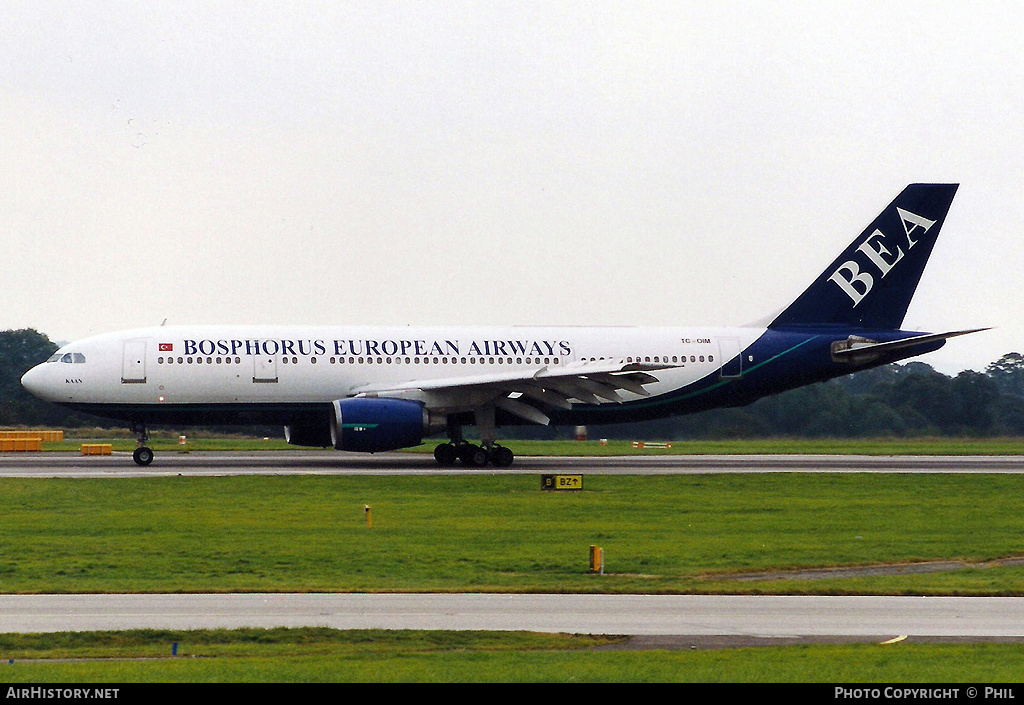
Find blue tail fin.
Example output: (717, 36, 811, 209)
(769, 183, 959, 330)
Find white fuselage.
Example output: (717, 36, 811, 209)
(24, 324, 765, 412)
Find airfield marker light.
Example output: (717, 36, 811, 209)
(589, 545, 604, 575)
(364, 505, 372, 529)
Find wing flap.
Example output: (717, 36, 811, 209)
(495, 397, 551, 425)
(348, 357, 681, 423)
(348, 358, 678, 396)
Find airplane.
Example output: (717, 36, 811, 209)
(22, 183, 984, 467)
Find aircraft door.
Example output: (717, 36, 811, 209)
(718, 338, 742, 378)
(121, 340, 147, 384)
(253, 355, 278, 383)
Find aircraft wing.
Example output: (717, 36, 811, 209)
(346, 359, 681, 425)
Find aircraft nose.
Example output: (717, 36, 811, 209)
(21, 364, 52, 401)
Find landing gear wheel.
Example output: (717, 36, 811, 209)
(490, 445, 514, 467)
(468, 446, 489, 467)
(434, 443, 457, 466)
(129, 422, 152, 466)
(459, 444, 489, 467)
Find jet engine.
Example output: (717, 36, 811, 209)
(285, 398, 434, 453)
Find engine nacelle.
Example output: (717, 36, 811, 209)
(331, 398, 428, 452)
(285, 398, 436, 452)
(284, 421, 333, 448)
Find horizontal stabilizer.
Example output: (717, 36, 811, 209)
(831, 328, 989, 363)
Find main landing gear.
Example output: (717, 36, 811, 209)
(433, 413, 515, 467)
(131, 421, 154, 466)
(433, 441, 514, 467)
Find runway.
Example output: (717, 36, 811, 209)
(2, 450, 1024, 477)
(0, 593, 1021, 641)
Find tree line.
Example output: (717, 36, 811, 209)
(3, 328, 1024, 439)
(580, 356, 1024, 440)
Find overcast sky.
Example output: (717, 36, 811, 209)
(2, 1, 1021, 374)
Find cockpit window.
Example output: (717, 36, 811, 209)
(51, 352, 86, 364)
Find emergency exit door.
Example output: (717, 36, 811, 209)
(718, 338, 742, 378)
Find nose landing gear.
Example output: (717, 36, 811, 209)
(130, 422, 154, 466)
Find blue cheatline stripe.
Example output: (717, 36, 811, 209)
(736, 335, 821, 376)
(606, 334, 822, 411)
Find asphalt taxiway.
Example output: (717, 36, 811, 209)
(1, 594, 1022, 641)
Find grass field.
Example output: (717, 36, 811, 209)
(1, 472, 1023, 594)
(2, 629, 1023, 683)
